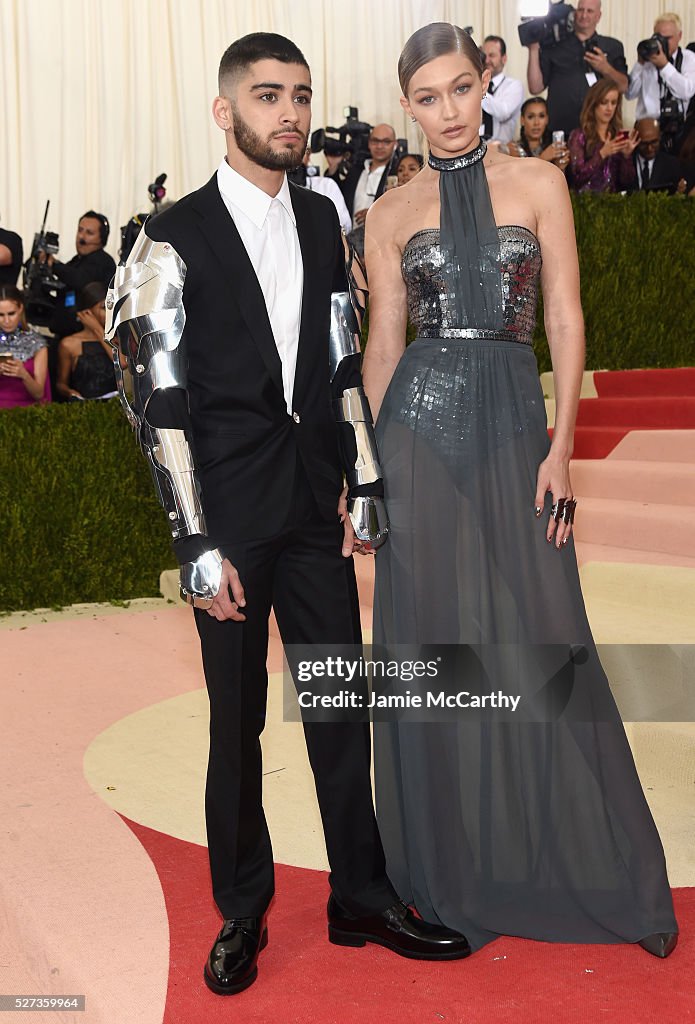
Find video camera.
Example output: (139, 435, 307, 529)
(119, 173, 168, 263)
(519, 1, 575, 48)
(22, 200, 65, 326)
(311, 107, 373, 169)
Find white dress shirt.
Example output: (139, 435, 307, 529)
(217, 157, 303, 416)
(480, 73, 525, 144)
(626, 48, 695, 120)
(305, 174, 353, 234)
(352, 160, 386, 225)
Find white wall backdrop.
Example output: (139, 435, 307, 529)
(1, 0, 694, 262)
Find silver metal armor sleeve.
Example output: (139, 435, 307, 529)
(105, 227, 222, 605)
(329, 247, 388, 549)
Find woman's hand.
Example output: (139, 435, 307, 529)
(622, 129, 640, 157)
(0, 357, 29, 379)
(77, 309, 104, 337)
(540, 142, 570, 170)
(534, 454, 576, 549)
(599, 137, 627, 159)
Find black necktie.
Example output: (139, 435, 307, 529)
(482, 81, 496, 140)
(642, 158, 651, 189)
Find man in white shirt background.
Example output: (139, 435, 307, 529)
(327, 123, 398, 228)
(626, 12, 695, 153)
(480, 35, 524, 145)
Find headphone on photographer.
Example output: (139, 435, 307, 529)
(81, 210, 110, 246)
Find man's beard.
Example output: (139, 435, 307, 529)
(231, 104, 306, 171)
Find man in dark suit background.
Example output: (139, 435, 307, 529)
(107, 32, 470, 997)
(632, 117, 689, 192)
(325, 123, 398, 227)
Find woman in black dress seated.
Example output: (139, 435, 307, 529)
(56, 282, 118, 401)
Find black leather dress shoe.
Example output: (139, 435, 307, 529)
(203, 916, 268, 995)
(638, 932, 678, 958)
(327, 895, 471, 960)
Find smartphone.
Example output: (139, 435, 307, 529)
(552, 130, 565, 147)
(616, 130, 630, 141)
(0, 353, 13, 362)
(386, 175, 398, 190)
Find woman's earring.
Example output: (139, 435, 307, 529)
(410, 116, 417, 123)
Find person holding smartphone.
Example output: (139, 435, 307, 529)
(505, 97, 570, 172)
(568, 78, 638, 191)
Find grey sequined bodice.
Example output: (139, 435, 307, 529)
(401, 225, 542, 344)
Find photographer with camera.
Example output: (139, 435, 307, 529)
(526, 1, 628, 137)
(626, 13, 695, 154)
(0, 216, 23, 287)
(38, 211, 116, 339)
(294, 147, 352, 233)
(327, 123, 398, 228)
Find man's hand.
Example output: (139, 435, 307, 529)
(205, 556, 247, 622)
(354, 208, 369, 226)
(649, 44, 669, 70)
(584, 47, 610, 75)
(338, 486, 372, 557)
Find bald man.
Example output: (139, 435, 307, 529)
(326, 123, 397, 229)
(527, 0, 628, 135)
(632, 117, 689, 192)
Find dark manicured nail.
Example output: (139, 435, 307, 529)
(535, 507, 543, 517)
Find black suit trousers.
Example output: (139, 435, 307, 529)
(194, 470, 395, 919)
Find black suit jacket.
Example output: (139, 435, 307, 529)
(631, 152, 684, 192)
(146, 174, 347, 557)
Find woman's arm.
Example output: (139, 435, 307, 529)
(568, 130, 604, 189)
(9, 346, 48, 401)
(534, 162, 585, 546)
(56, 338, 82, 399)
(362, 195, 409, 421)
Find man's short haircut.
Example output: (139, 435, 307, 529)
(654, 12, 682, 32)
(81, 210, 109, 246)
(484, 35, 507, 57)
(218, 32, 309, 93)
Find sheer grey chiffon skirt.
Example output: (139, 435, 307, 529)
(373, 337, 677, 950)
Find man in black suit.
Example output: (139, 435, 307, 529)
(107, 32, 469, 997)
(632, 117, 688, 192)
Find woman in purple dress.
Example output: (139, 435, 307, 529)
(0, 285, 50, 408)
(568, 79, 638, 192)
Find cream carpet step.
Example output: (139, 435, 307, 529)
(576, 542, 695, 570)
(571, 459, 695, 506)
(579, 562, 695, 644)
(608, 429, 695, 463)
(572, 497, 695, 558)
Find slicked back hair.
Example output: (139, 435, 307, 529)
(399, 23, 483, 96)
(218, 32, 309, 94)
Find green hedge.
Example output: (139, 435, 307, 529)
(365, 193, 695, 370)
(0, 400, 176, 611)
(533, 192, 695, 373)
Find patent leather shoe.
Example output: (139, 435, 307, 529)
(638, 932, 678, 958)
(327, 894, 471, 960)
(204, 916, 268, 995)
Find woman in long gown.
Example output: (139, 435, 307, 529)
(362, 23, 678, 957)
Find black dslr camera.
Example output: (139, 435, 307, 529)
(637, 33, 670, 62)
(519, 1, 575, 48)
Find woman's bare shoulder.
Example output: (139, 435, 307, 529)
(367, 175, 435, 249)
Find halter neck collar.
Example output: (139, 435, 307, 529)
(428, 140, 487, 172)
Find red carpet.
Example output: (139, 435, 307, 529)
(123, 816, 694, 1024)
(594, 368, 695, 398)
(550, 367, 695, 458)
